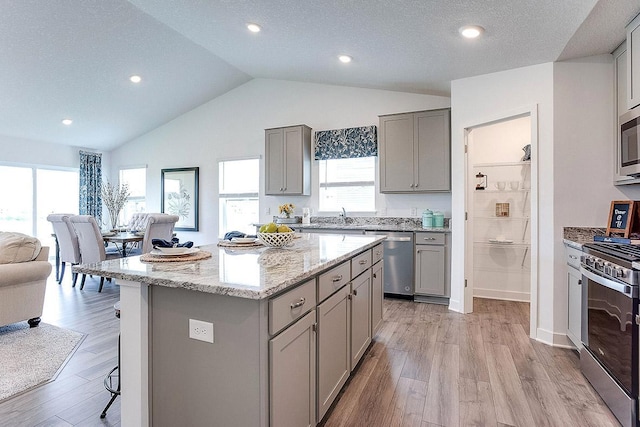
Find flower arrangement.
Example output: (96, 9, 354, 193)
(101, 181, 130, 230)
(279, 203, 295, 218)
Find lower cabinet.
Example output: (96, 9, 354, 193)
(371, 261, 383, 336)
(350, 270, 372, 371)
(270, 310, 317, 427)
(317, 285, 351, 421)
(565, 243, 583, 349)
(415, 245, 445, 296)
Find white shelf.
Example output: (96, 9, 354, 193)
(474, 216, 530, 220)
(473, 161, 531, 168)
(474, 241, 530, 247)
(474, 189, 530, 193)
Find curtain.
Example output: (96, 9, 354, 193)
(79, 150, 102, 224)
(314, 125, 377, 160)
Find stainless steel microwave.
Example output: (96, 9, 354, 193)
(620, 107, 640, 177)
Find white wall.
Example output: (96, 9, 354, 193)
(109, 78, 451, 244)
(452, 55, 639, 346)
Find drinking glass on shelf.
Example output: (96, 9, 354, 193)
(494, 181, 506, 191)
(509, 181, 520, 190)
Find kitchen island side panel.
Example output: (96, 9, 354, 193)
(149, 285, 269, 427)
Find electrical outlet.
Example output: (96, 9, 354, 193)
(265, 207, 271, 215)
(411, 207, 417, 216)
(189, 319, 214, 343)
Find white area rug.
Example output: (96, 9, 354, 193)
(0, 322, 84, 402)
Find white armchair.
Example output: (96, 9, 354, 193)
(0, 232, 52, 327)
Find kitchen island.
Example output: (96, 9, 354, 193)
(74, 233, 385, 427)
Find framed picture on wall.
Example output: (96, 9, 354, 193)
(161, 167, 199, 231)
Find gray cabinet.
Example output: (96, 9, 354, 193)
(379, 109, 451, 193)
(265, 125, 311, 195)
(317, 285, 350, 421)
(270, 309, 316, 427)
(414, 232, 448, 302)
(627, 13, 640, 109)
(350, 270, 371, 371)
(564, 243, 583, 349)
(371, 259, 383, 336)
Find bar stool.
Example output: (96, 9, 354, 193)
(101, 301, 120, 419)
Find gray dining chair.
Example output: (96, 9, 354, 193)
(69, 215, 119, 292)
(141, 214, 180, 254)
(46, 213, 81, 286)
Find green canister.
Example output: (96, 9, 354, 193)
(433, 212, 444, 228)
(422, 209, 433, 228)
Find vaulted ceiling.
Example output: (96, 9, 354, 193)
(2, 0, 639, 151)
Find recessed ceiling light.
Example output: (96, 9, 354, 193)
(61, 119, 73, 126)
(247, 23, 261, 33)
(459, 25, 484, 39)
(130, 75, 142, 83)
(338, 55, 352, 63)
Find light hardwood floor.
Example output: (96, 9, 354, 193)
(0, 277, 621, 426)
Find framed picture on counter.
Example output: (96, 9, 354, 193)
(161, 167, 199, 231)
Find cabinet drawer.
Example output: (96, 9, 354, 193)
(415, 232, 445, 245)
(269, 279, 316, 335)
(318, 261, 351, 302)
(565, 244, 582, 270)
(372, 244, 383, 265)
(351, 249, 372, 279)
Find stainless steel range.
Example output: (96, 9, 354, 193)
(581, 242, 640, 427)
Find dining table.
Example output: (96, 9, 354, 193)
(102, 232, 144, 257)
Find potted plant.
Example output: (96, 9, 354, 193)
(277, 203, 297, 224)
(101, 181, 130, 231)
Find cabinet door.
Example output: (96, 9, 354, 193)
(317, 285, 350, 421)
(270, 310, 316, 427)
(415, 245, 445, 296)
(265, 129, 285, 194)
(379, 114, 415, 192)
(567, 267, 583, 349)
(283, 126, 303, 194)
(415, 109, 450, 192)
(371, 261, 383, 336)
(350, 270, 371, 371)
(628, 14, 640, 109)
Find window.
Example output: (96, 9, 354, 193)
(0, 164, 78, 251)
(219, 158, 259, 236)
(319, 157, 375, 212)
(119, 167, 146, 223)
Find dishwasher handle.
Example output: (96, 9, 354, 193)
(384, 236, 413, 242)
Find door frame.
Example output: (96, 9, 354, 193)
(463, 105, 539, 339)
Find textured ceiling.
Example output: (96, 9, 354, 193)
(1, 0, 638, 151)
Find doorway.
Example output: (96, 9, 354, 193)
(465, 109, 538, 338)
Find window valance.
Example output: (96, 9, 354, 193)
(314, 125, 377, 160)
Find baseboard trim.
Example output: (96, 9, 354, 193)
(535, 327, 574, 348)
(473, 288, 530, 302)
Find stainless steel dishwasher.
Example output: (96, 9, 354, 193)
(365, 231, 414, 298)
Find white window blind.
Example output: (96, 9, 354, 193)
(319, 157, 375, 212)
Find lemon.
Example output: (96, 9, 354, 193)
(277, 225, 292, 233)
(259, 224, 268, 233)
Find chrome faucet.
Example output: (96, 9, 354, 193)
(339, 207, 347, 223)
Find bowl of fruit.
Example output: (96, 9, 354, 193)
(257, 222, 295, 247)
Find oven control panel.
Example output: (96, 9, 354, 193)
(581, 254, 634, 285)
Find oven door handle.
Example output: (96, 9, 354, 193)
(580, 266, 636, 298)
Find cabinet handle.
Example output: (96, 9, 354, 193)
(376, 251, 382, 256)
(578, 280, 582, 286)
(415, 183, 419, 188)
(569, 255, 578, 259)
(359, 259, 367, 265)
(353, 289, 358, 296)
(423, 237, 436, 240)
(410, 183, 414, 188)
(373, 273, 377, 278)
(332, 275, 343, 283)
(290, 297, 306, 309)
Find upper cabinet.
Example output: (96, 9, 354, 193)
(614, 42, 640, 185)
(379, 108, 451, 193)
(627, 13, 640, 109)
(265, 125, 311, 195)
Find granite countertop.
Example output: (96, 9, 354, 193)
(73, 233, 385, 300)
(563, 226, 607, 248)
(255, 216, 451, 233)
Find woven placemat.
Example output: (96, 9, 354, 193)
(217, 240, 264, 248)
(140, 250, 212, 263)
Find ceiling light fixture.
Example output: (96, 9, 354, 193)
(338, 55, 352, 63)
(61, 119, 73, 126)
(459, 25, 484, 39)
(247, 23, 261, 33)
(130, 75, 142, 83)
